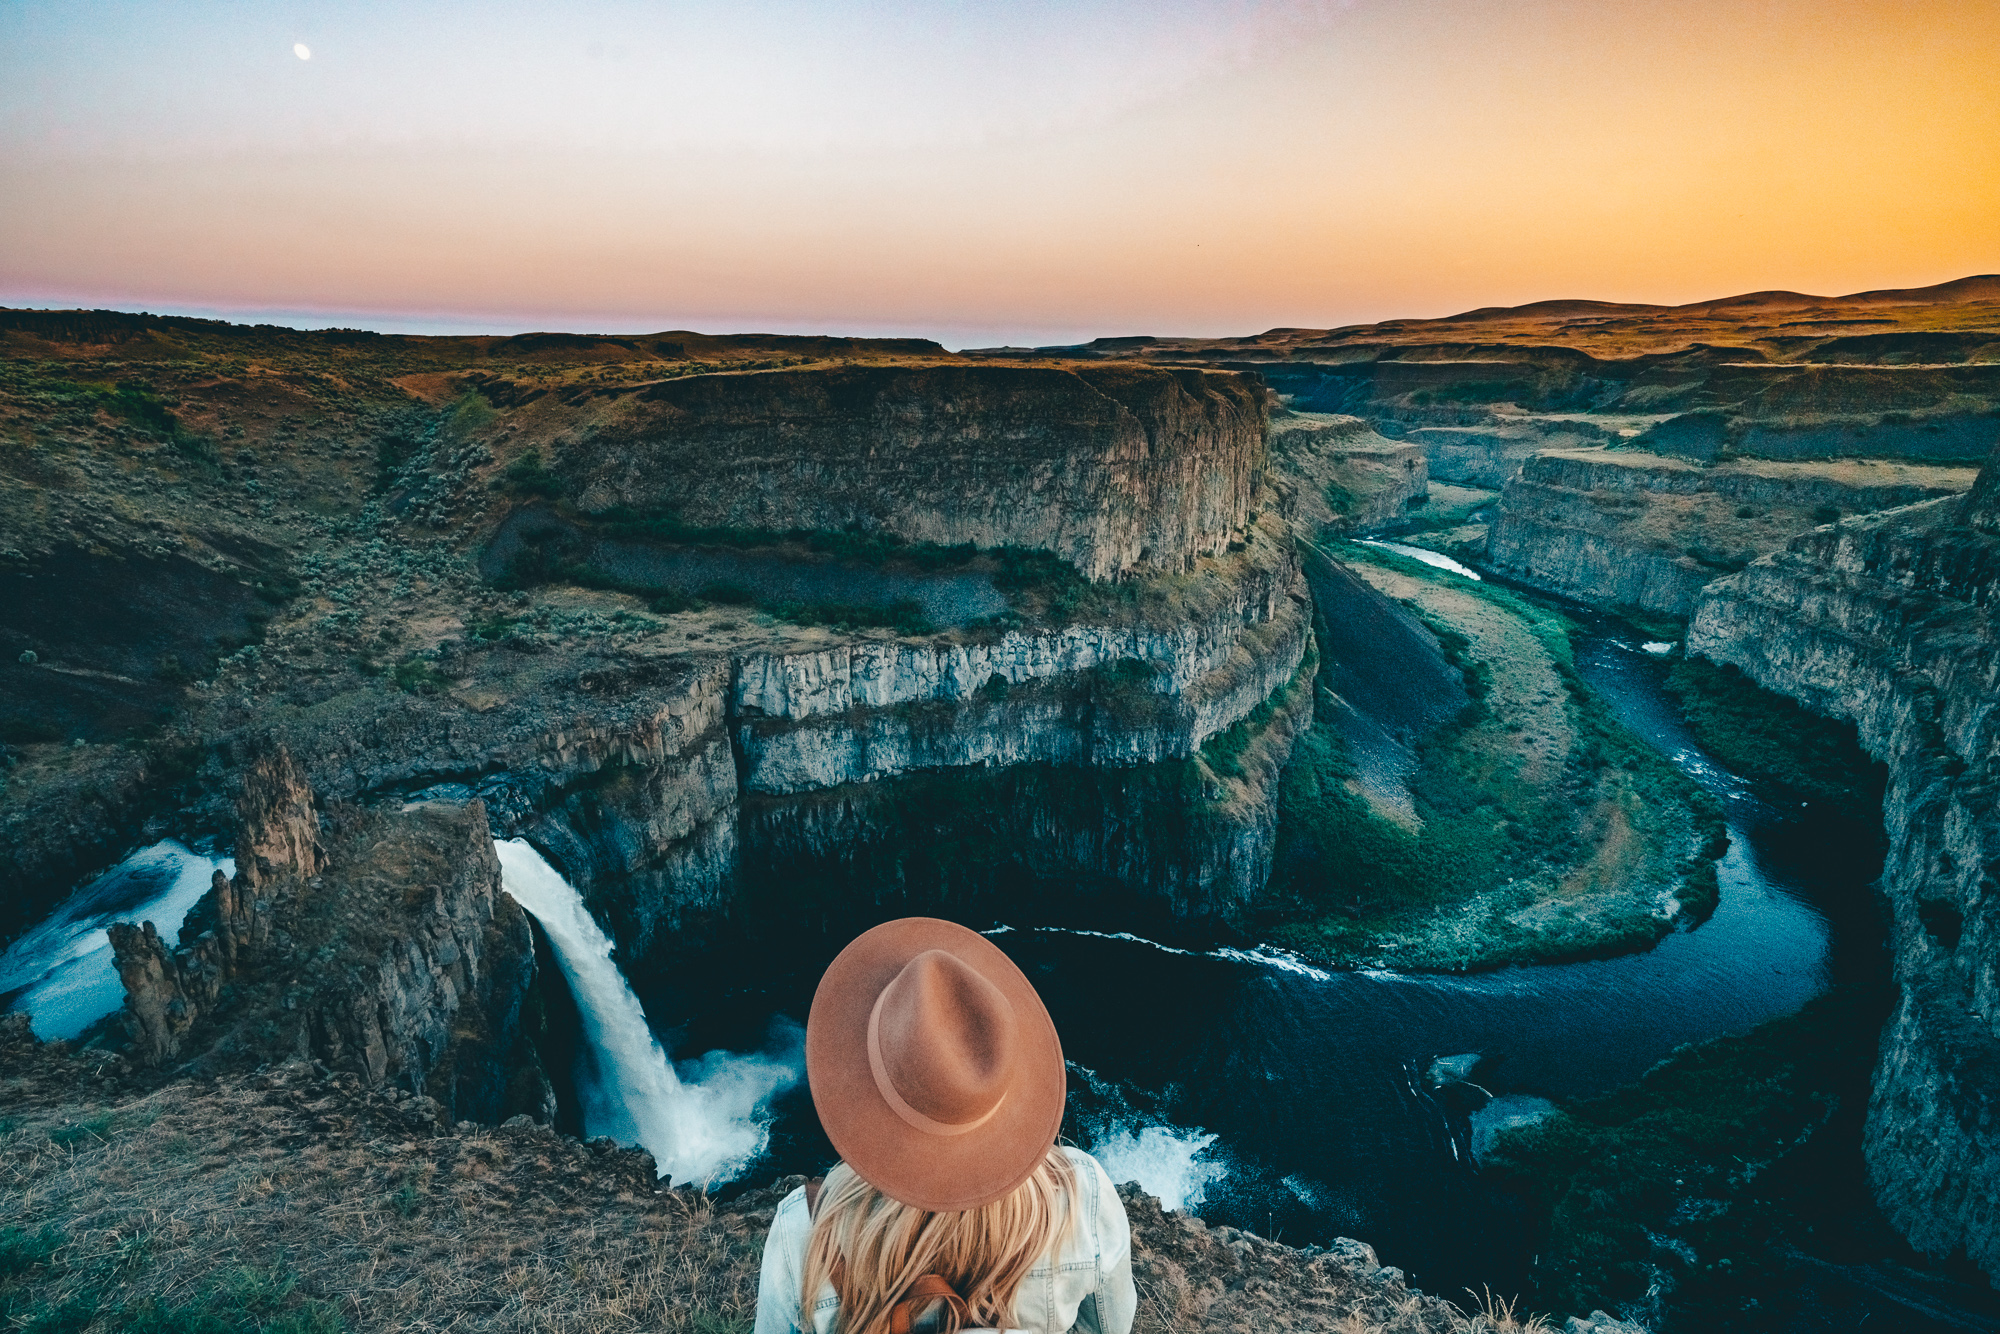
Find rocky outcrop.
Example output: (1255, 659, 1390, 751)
(731, 553, 1307, 795)
(521, 363, 1267, 582)
(1491, 449, 1975, 619)
(1403, 419, 1624, 488)
(1267, 413, 1428, 536)
(109, 747, 544, 1123)
(1688, 444, 2000, 1278)
(224, 522, 1310, 956)
(1, 1045, 1648, 1333)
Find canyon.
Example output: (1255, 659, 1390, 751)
(1689, 448, 2000, 1279)
(4, 279, 2000, 1332)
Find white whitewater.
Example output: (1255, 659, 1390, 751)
(494, 838, 801, 1186)
(1090, 1122, 1229, 1211)
(1357, 539, 1483, 580)
(1069, 1062, 1229, 1212)
(0, 840, 233, 1040)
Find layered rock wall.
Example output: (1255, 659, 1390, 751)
(110, 747, 542, 1123)
(1492, 449, 1973, 618)
(541, 363, 1267, 581)
(1688, 454, 2000, 1277)
(1266, 413, 1428, 536)
(234, 530, 1309, 955)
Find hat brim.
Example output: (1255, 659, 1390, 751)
(806, 917, 1065, 1212)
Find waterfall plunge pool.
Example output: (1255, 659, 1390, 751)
(0, 625, 1885, 1308)
(600, 622, 1885, 1303)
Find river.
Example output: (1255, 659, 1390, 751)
(0, 617, 1885, 1305)
(622, 616, 1887, 1301)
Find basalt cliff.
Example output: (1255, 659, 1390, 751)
(0, 316, 1308, 978)
(105, 744, 547, 1123)
(1689, 440, 2000, 1278)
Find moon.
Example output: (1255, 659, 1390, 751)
(293, 43, 311, 60)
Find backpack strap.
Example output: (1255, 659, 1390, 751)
(889, 1274, 968, 1334)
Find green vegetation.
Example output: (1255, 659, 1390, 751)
(465, 613, 524, 642)
(1264, 542, 1723, 970)
(4, 1222, 343, 1334)
(1665, 658, 1883, 824)
(372, 429, 420, 494)
(1611, 605, 1687, 644)
(443, 391, 496, 436)
(389, 656, 453, 695)
(495, 446, 561, 498)
(0, 1227, 62, 1282)
(16, 377, 221, 465)
(1198, 648, 1313, 781)
(1485, 986, 1890, 1332)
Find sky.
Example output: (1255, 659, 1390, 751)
(2, 0, 1997, 348)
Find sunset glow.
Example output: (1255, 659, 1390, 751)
(3, 0, 1996, 344)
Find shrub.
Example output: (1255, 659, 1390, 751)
(373, 431, 419, 493)
(466, 614, 522, 643)
(497, 448, 562, 498)
(390, 658, 452, 695)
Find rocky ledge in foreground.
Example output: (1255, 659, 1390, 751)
(0, 1031, 1633, 1334)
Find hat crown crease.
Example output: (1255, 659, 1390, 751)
(869, 949, 1017, 1134)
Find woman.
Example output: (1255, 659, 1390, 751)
(755, 917, 1136, 1334)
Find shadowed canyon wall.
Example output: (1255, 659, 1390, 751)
(1690, 439, 2000, 1278)
(506, 363, 1268, 582)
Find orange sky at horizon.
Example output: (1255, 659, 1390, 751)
(2, 0, 1996, 346)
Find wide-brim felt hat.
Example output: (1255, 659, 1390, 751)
(807, 917, 1066, 1212)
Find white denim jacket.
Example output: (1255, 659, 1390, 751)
(753, 1147, 1136, 1334)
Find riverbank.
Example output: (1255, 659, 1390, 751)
(0, 1030, 1581, 1334)
(1481, 985, 1944, 1333)
(1661, 657, 1886, 829)
(1264, 541, 1724, 972)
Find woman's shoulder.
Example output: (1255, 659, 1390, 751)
(768, 1183, 812, 1246)
(1058, 1145, 1120, 1193)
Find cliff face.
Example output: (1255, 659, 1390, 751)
(211, 522, 1309, 957)
(1491, 449, 1975, 619)
(1688, 448, 2000, 1277)
(110, 747, 544, 1124)
(1266, 413, 1428, 537)
(530, 363, 1267, 582)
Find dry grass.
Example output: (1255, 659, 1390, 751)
(1346, 563, 1573, 786)
(1, 1058, 766, 1332)
(0, 1042, 1582, 1334)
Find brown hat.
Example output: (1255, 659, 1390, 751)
(806, 917, 1066, 1212)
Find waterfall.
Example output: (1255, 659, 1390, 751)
(0, 840, 234, 1041)
(494, 838, 802, 1186)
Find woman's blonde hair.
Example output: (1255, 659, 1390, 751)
(800, 1146, 1075, 1334)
